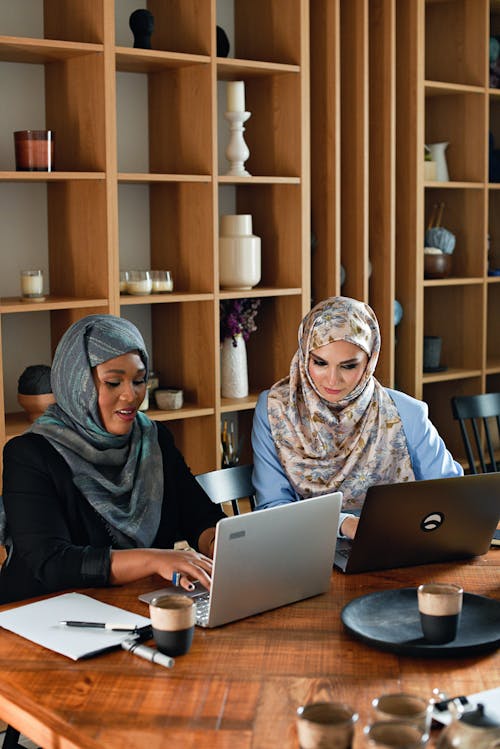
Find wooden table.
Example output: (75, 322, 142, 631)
(0, 553, 498, 749)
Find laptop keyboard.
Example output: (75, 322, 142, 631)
(194, 592, 211, 627)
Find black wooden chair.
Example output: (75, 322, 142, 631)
(195, 464, 255, 515)
(451, 393, 500, 474)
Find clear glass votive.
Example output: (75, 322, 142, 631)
(151, 270, 173, 293)
(296, 701, 358, 749)
(372, 694, 432, 733)
(20, 269, 45, 301)
(119, 270, 129, 294)
(126, 270, 152, 295)
(364, 720, 429, 749)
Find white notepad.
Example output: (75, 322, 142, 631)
(0, 592, 150, 660)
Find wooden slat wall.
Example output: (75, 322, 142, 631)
(368, 0, 395, 387)
(310, 0, 396, 386)
(310, 0, 340, 308)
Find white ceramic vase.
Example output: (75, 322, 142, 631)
(219, 214, 261, 290)
(221, 334, 248, 398)
(427, 142, 449, 182)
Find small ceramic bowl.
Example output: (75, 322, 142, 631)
(17, 392, 55, 422)
(154, 389, 183, 410)
(424, 252, 452, 279)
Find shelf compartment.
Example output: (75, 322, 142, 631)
(166, 415, 219, 475)
(424, 188, 486, 277)
(422, 376, 484, 464)
(117, 63, 212, 175)
(220, 183, 304, 289)
(425, 91, 487, 183)
(233, 0, 303, 66)
(425, 0, 487, 87)
(145, 0, 211, 57)
(487, 282, 500, 367)
(218, 71, 301, 178)
(47, 181, 110, 299)
(246, 295, 304, 393)
(0, 0, 104, 46)
(0, 51, 106, 172)
(140, 299, 216, 412)
(118, 181, 214, 295)
(424, 284, 485, 372)
(489, 95, 500, 183)
(488, 189, 500, 271)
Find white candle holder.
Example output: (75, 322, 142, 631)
(224, 111, 251, 177)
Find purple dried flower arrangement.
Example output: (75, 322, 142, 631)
(220, 298, 261, 347)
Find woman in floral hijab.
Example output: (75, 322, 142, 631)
(252, 297, 462, 537)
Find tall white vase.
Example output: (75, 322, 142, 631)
(221, 334, 248, 398)
(428, 142, 449, 182)
(219, 214, 261, 290)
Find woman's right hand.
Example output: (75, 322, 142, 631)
(152, 548, 213, 591)
(109, 547, 213, 590)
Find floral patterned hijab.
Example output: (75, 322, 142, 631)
(267, 296, 414, 509)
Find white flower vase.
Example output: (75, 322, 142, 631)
(221, 334, 249, 398)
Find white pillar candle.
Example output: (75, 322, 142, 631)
(226, 80, 245, 112)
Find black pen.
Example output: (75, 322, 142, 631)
(59, 620, 142, 632)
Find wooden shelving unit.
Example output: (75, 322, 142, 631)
(311, 0, 498, 465)
(395, 0, 496, 463)
(0, 0, 310, 480)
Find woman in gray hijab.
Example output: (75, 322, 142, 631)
(0, 314, 224, 604)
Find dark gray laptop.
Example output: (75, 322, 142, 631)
(335, 473, 500, 574)
(140, 492, 342, 627)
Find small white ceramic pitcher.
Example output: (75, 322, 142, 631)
(428, 142, 449, 182)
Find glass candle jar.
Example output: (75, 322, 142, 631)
(14, 130, 54, 171)
(151, 270, 173, 293)
(119, 271, 129, 293)
(127, 270, 152, 295)
(20, 270, 45, 301)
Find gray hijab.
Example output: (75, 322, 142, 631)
(31, 314, 162, 548)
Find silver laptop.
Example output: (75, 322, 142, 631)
(139, 492, 342, 627)
(335, 473, 500, 574)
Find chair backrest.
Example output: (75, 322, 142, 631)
(451, 393, 500, 474)
(195, 464, 255, 515)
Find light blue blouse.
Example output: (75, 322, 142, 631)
(251, 388, 463, 532)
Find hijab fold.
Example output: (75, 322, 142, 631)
(31, 314, 162, 548)
(267, 297, 414, 509)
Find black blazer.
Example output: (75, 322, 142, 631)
(0, 422, 224, 603)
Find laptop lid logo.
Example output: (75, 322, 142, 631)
(420, 512, 444, 532)
(229, 530, 246, 540)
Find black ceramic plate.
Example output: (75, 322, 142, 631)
(341, 588, 500, 657)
